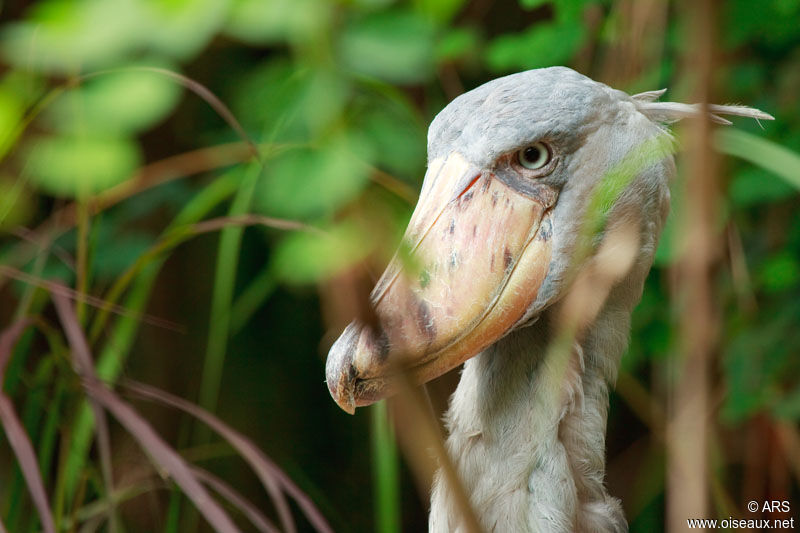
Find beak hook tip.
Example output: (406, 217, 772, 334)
(326, 324, 361, 414)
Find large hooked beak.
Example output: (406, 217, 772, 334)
(326, 152, 558, 413)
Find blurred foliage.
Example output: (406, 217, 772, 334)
(0, 0, 798, 531)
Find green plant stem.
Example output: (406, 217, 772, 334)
(197, 162, 260, 416)
(59, 262, 160, 510)
(87, 171, 243, 343)
(4, 242, 53, 398)
(38, 380, 66, 487)
(181, 162, 261, 533)
(3, 297, 51, 532)
(164, 486, 182, 533)
(229, 266, 276, 336)
(12, 238, 51, 323)
(75, 201, 90, 324)
(59, 171, 242, 504)
(371, 401, 401, 533)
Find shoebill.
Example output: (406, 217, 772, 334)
(324, 67, 771, 532)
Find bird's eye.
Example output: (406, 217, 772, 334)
(517, 142, 550, 170)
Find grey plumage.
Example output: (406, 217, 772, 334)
(426, 68, 769, 532)
(324, 66, 772, 532)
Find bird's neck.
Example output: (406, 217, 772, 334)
(430, 303, 631, 533)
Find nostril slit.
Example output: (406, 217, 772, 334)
(457, 173, 482, 199)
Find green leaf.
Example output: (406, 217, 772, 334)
(486, 22, 584, 72)
(44, 65, 183, 135)
(91, 230, 155, 279)
(653, 198, 680, 266)
(233, 61, 348, 142)
(519, 0, 550, 7)
(726, 62, 766, 97)
(436, 27, 480, 62)
(0, 85, 25, 160)
(724, 0, 800, 49)
(352, 92, 426, 178)
(773, 0, 800, 16)
(0, 178, 34, 229)
(232, 61, 308, 141)
(339, 10, 436, 84)
(587, 135, 675, 236)
(729, 167, 796, 208)
(715, 129, 800, 193)
(721, 334, 768, 422)
(774, 384, 800, 420)
(256, 134, 372, 219)
(552, 0, 595, 23)
(271, 221, 371, 284)
(0, 0, 230, 72)
(352, 0, 396, 7)
(140, 0, 232, 60)
(25, 136, 140, 197)
(0, 0, 144, 73)
(413, 0, 467, 24)
(758, 252, 800, 293)
(224, 0, 331, 45)
(722, 302, 800, 422)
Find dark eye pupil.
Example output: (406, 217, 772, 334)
(523, 146, 540, 163)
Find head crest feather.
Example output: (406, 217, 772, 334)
(631, 89, 774, 126)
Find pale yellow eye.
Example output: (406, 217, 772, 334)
(517, 142, 550, 170)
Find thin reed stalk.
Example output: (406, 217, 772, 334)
(371, 401, 401, 533)
(667, 0, 719, 529)
(53, 292, 242, 533)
